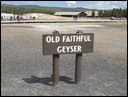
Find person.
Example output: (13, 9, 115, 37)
(10, 16, 12, 21)
(73, 15, 77, 21)
(29, 15, 32, 20)
(1, 16, 3, 21)
(33, 16, 35, 20)
(75, 16, 77, 21)
(73, 16, 75, 21)
(17, 15, 20, 21)
(14, 14, 15, 20)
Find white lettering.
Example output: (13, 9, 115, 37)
(76, 36, 81, 42)
(77, 46, 81, 52)
(57, 45, 82, 53)
(46, 36, 51, 43)
(66, 46, 70, 52)
(70, 46, 74, 52)
(46, 36, 60, 43)
(62, 35, 91, 43)
(57, 46, 62, 53)
(62, 46, 66, 52)
(72, 36, 76, 42)
(63, 36, 66, 42)
(55, 36, 60, 43)
(84, 36, 87, 41)
(87, 35, 91, 41)
(65, 36, 70, 42)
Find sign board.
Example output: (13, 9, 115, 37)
(43, 33, 94, 55)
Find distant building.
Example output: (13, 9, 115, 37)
(54, 11, 99, 17)
(1, 13, 16, 20)
(54, 12, 87, 17)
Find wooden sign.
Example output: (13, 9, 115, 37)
(43, 33, 94, 55)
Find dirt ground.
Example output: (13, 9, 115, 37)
(1, 22, 127, 96)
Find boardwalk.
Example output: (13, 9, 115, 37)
(1, 20, 127, 24)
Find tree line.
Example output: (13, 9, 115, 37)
(1, 5, 55, 15)
(1, 4, 127, 18)
(92, 8, 127, 18)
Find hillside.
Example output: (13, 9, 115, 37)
(1, 4, 98, 15)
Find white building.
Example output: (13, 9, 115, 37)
(1, 13, 15, 20)
(54, 11, 99, 17)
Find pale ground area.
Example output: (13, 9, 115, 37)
(23, 13, 110, 20)
(1, 23, 127, 96)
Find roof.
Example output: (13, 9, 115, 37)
(1, 13, 14, 16)
(54, 11, 99, 16)
(54, 12, 83, 16)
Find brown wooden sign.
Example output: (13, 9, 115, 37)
(43, 33, 94, 55)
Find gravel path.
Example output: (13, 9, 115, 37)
(1, 23, 127, 96)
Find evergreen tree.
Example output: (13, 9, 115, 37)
(98, 10, 103, 17)
(92, 10, 95, 17)
(125, 8, 127, 18)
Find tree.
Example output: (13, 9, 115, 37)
(118, 8, 123, 17)
(125, 8, 127, 18)
(124, 8, 127, 18)
(103, 10, 111, 17)
(98, 10, 103, 17)
(92, 10, 95, 17)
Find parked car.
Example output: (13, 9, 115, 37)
(110, 17, 116, 20)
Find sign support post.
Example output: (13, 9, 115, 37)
(52, 30, 60, 86)
(75, 53, 82, 84)
(53, 54, 59, 86)
(75, 30, 83, 84)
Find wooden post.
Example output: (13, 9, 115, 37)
(75, 30, 83, 84)
(52, 30, 60, 86)
(75, 53, 82, 84)
(53, 54, 59, 86)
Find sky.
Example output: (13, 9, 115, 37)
(1, 1, 127, 10)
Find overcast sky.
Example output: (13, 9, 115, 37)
(1, 1, 127, 9)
